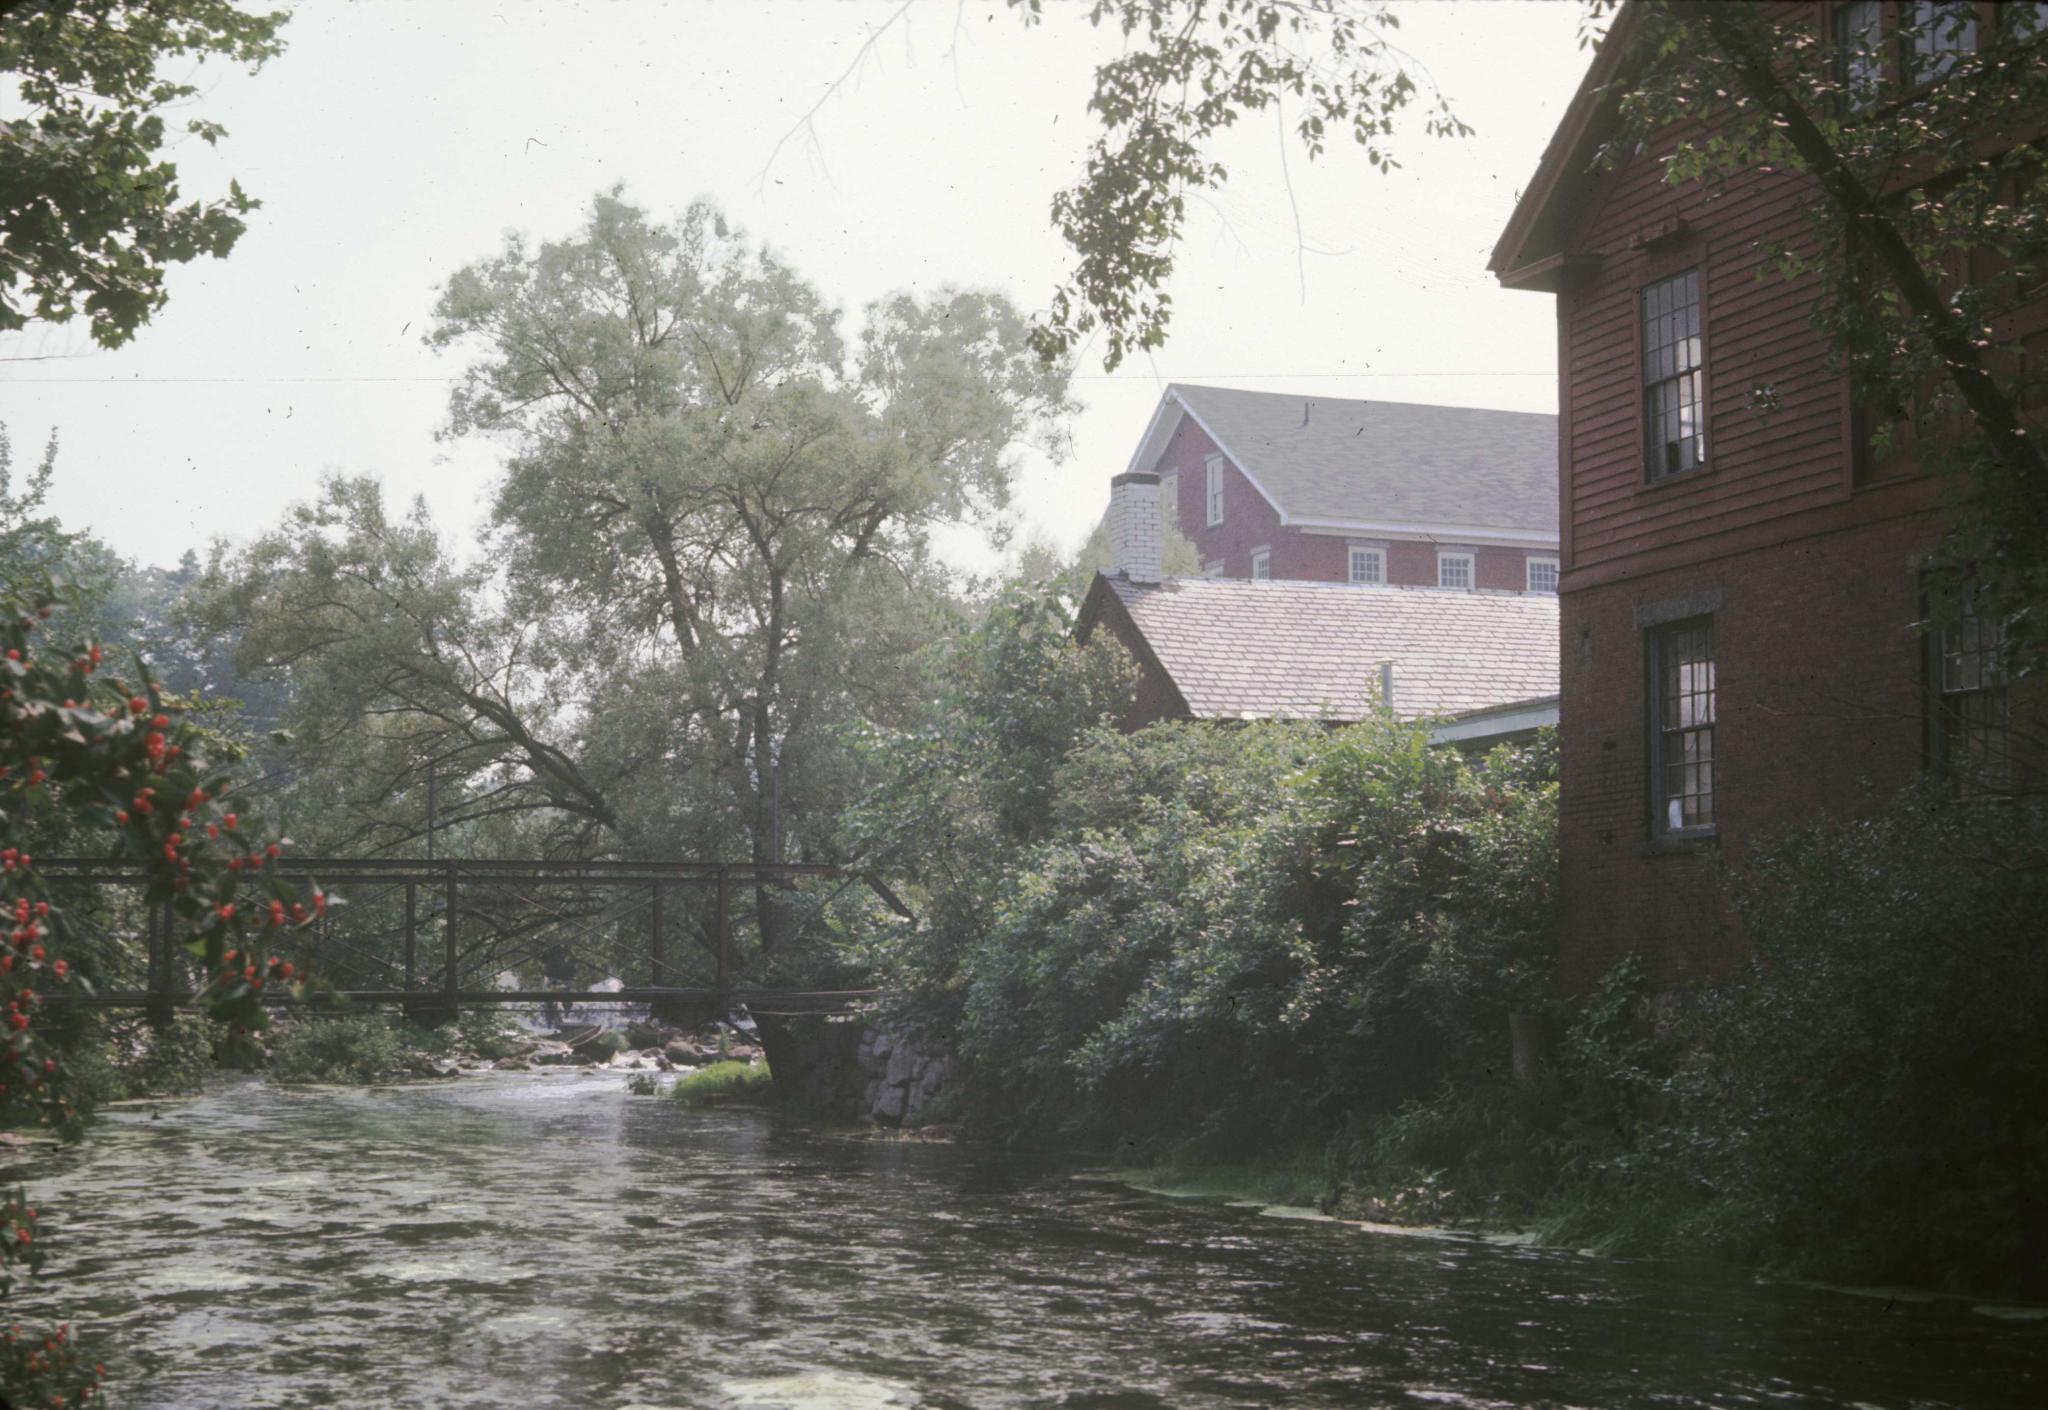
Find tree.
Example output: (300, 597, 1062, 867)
(1010, 0, 1468, 368)
(209, 192, 1073, 971)
(0, 0, 287, 348)
(0, 566, 313, 1407)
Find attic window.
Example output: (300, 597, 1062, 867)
(1348, 548, 1384, 585)
(1438, 551, 1475, 591)
(1250, 547, 1272, 580)
(1527, 557, 1559, 595)
(1204, 453, 1225, 526)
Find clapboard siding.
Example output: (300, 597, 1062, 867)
(1560, 118, 1858, 584)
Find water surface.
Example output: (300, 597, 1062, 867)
(9, 1073, 2043, 1408)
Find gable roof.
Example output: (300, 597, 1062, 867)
(1084, 573, 1559, 724)
(1489, 4, 1639, 289)
(1129, 384, 1558, 542)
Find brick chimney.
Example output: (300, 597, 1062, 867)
(1107, 470, 1164, 585)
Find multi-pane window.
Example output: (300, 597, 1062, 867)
(1202, 559, 1225, 579)
(1348, 547, 1384, 585)
(1643, 270, 1705, 480)
(1650, 619, 1716, 836)
(1204, 454, 1225, 526)
(1250, 548, 1272, 580)
(1905, 0, 1977, 84)
(1526, 557, 1559, 594)
(1833, 0, 1884, 111)
(1935, 614, 2009, 793)
(1438, 552, 1474, 591)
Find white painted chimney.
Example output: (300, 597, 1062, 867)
(1107, 471, 1164, 585)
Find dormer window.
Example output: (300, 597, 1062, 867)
(1438, 551, 1475, 591)
(1250, 547, 1272, 580)
(1204, 453, 1225, 526)
(1348, 547, 1384, 585)
(1527, 557, 1560, 595)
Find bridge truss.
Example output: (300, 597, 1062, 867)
(36, 856, 876, 1025)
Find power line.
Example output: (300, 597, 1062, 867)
(0, 369, 1555, 386)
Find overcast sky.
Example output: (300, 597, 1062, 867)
(0, 0, 1591, 576)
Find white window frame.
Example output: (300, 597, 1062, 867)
(1438, 551, 1476, 591)
(1159, 471, 1178, 528)
(1527, 557, 1560, 595)
(1250, 547, 1272, 580)
(1204, 453, 1225, 527)
(1348, 547, 1385, 586)
(1202, 559, 1225, 579)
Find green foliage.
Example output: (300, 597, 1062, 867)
(669, 1059, 772, 1101)
(268, 1014, 408, 1086)
(408, 1010, 524, 1062)
(0, 569, 313, 1406)
(858, 700, 1558, 1155)
(625, 1071, 660, 1096)
(120, 1011, 221, 1097)
(1671, 794, 2048, 1292)
(1011, 0, 1468, 368)
(0, 0, 287, 347)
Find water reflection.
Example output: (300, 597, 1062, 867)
(5, 1074, 2042, 1408)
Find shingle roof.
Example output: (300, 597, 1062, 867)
(1165, 383, 1558, 535)
(1103, 574, 1559, 723)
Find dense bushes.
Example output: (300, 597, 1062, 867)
(269, 1014, 410, 1085)
(1680, 794, 2048, 1291)
(862, 692, 1558, 1156)
(1347, 794, 2048, 1295)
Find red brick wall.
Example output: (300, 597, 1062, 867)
(1556, 513, 1957, 991)
(1147, 419, 1544, 587)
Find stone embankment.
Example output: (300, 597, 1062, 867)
(751, 1013, 954, 1128)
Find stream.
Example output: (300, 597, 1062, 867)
(6, 1072, 2043, 1408)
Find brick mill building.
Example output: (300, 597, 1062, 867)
(1126, 384, 1561, 592)
(1490, 1, 2046, 992)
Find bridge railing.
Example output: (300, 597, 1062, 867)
(35, 857, 851, 1022)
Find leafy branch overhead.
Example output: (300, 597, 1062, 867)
(1016, 0, 1470, 369)
(0, 0, 287, 348)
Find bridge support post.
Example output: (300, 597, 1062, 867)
(145, 902, 175, 1034)
(403, 881, 417, 994)
(714, 867, 729, 1002)
(649, 882, 687, 1027)
(442, 862, 459, 1017)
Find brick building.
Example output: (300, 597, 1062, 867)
(1123, 384, 1560, 592)
(1490, 1, 2046, 992)
(1078, 472, 1559, 747)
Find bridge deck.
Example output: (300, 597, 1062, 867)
(52, 988, 878, 1015)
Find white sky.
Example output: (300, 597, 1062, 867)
(0, 0, 1592, 576)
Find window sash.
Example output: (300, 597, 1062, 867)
(1438, 553, 1474, 590)
(1348, 548, 1384, 585)
(1834, 0, 1884, 111)
(1642, 271, 1705, 480)
(1250, 549, 1271, 580)
(1527, 558, 1559, 594)
(1650, 619, 1716, 835)
(1204, 456, 1224, 526)
(1935, 614, 2010, 793)
(1904, 0, 1977, 84)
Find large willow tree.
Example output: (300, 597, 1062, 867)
(211, 192, 1072, 964)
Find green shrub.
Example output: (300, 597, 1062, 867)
(407, 1010, 524, 1060)
(269, 1014, 408, 1085)
(1669, 793, 2048, 1293)
(121, 1013, 221, 1097)
(669, 1060, 772, 1101)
